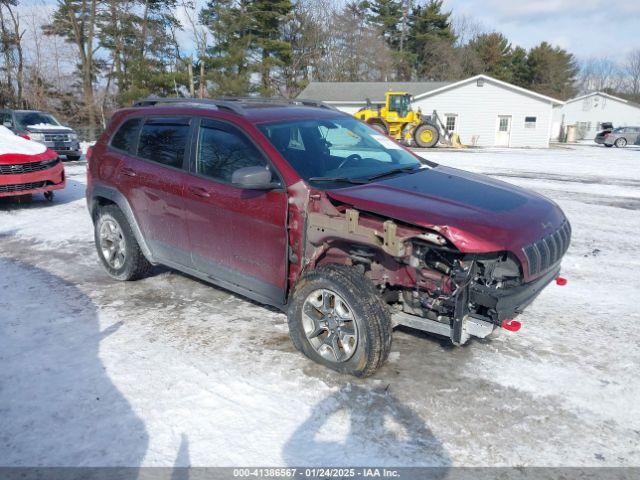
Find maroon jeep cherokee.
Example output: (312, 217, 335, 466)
(87, 98, 571, 376)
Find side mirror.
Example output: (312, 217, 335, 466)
(231, 166, 279, 190)
(3, 121, 13, 128)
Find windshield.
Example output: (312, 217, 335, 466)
(388, 94, 411, 117)
(15, 112, 61, 129)
(257, 117, 423, 188)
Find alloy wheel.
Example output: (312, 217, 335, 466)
(99, 218, 126, 269)
(301, 289, 358, 363)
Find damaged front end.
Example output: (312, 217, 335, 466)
(296, 192, 569, 345)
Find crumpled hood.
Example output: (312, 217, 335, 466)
(325, 165, 567, 254)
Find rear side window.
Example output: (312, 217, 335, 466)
(137, 117, 190, 169)
(196, 122, 267, 182)
(110, 118, 141, 154)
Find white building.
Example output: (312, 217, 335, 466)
(298, 75, 564, 148)
(551, 92, 640, 140)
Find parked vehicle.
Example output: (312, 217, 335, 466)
(354, 91, 440, 148)
(86, 98, 571, 376)
(0, 109, 82, 160)
(0, 126, 65, 201)
(594, 122, 613, 145)
(600, 126, 640, 148)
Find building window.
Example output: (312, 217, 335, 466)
(524, 116, 537, 129)
(445, 114, 457, 132)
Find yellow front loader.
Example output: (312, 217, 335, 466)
(354, 92, 442, 148)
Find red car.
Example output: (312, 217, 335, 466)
(86, 98, 571, 376)
(0, 126, 65, 200)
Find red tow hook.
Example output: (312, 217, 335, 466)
(556, 276, 568, 286)
(501, 319, 521, 332)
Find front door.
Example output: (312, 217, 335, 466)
(183, 118, 288, 305)
(495, 115, 512, 147)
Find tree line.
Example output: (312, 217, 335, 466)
(1, 0, 639, 140)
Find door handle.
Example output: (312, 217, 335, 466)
(121, 167, 137, 177)
(188, 186, 211, 198)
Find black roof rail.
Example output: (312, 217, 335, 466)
(132, 96, 339, 114)
(131, 97, 245, 115)
(218, 96, 339, 111)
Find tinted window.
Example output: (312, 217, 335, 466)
(14, 111, 60, 128)
(111, 118, 141, 153)
(196, 123, 267, 182)
(1, 112, 12, 127)
(138, 118, 190, 169)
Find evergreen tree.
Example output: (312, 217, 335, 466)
(527, 42, 578, 99)
(407, 0, 456, 80)
(509, 46, 530, 87)
(466, 32, 514, 82)
(366, 0, 402, 48)
(44, 0, 100, 137)
(200, 0, 254, 95)
(248, 0, 293, 95)
(365, 0, 413, 79)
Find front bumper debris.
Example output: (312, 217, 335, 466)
(392, 265, 561, 344)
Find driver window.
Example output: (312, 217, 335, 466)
(196, 123, 268, 182)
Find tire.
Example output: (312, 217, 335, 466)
(287, 265, 392, 377)
(605, 144, 613, 147)
(368, 122, 388, 135)
(413, 123, 439, 148)
(66, 154, 82, 161)
(94, 205, 152, 281)
(614, 138, 627, 148)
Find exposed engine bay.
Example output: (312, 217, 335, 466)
(299, 198, 567, 345)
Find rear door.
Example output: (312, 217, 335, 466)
(183, 118, 288, 305)
(118, 116, 193, 267)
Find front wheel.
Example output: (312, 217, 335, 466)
(614, 138, 627, 148)
(413, 123, 439, 148)
(287, 265, 392, 377)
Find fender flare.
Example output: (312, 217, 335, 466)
(88, 184, 156, 264)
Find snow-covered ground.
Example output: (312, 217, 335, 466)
(1, 144, 639, 468)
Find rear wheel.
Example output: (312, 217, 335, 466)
(94, 205, 152, 281)
(287, 265, 392, 377)
(413, 123, 439, 148)
(605, 144, 613, 147)
(614, 138, 627, 148)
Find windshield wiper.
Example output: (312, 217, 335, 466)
(360, 166, 422, 182)
(307, 176, 369, 184)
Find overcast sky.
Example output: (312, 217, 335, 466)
(442, 0, 639, 60)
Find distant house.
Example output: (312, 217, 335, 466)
(298, 74, 564, 148)
(552, 92, 640, 141)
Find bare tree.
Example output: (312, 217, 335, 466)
(0, 0, 26, 106)
(579, 57, 624, 93)
(452, 13, 485, 47)
(179, 0, 208, 98)
(624, 49, 640, 99)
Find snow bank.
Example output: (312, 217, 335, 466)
(0, 125, 46, 156)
